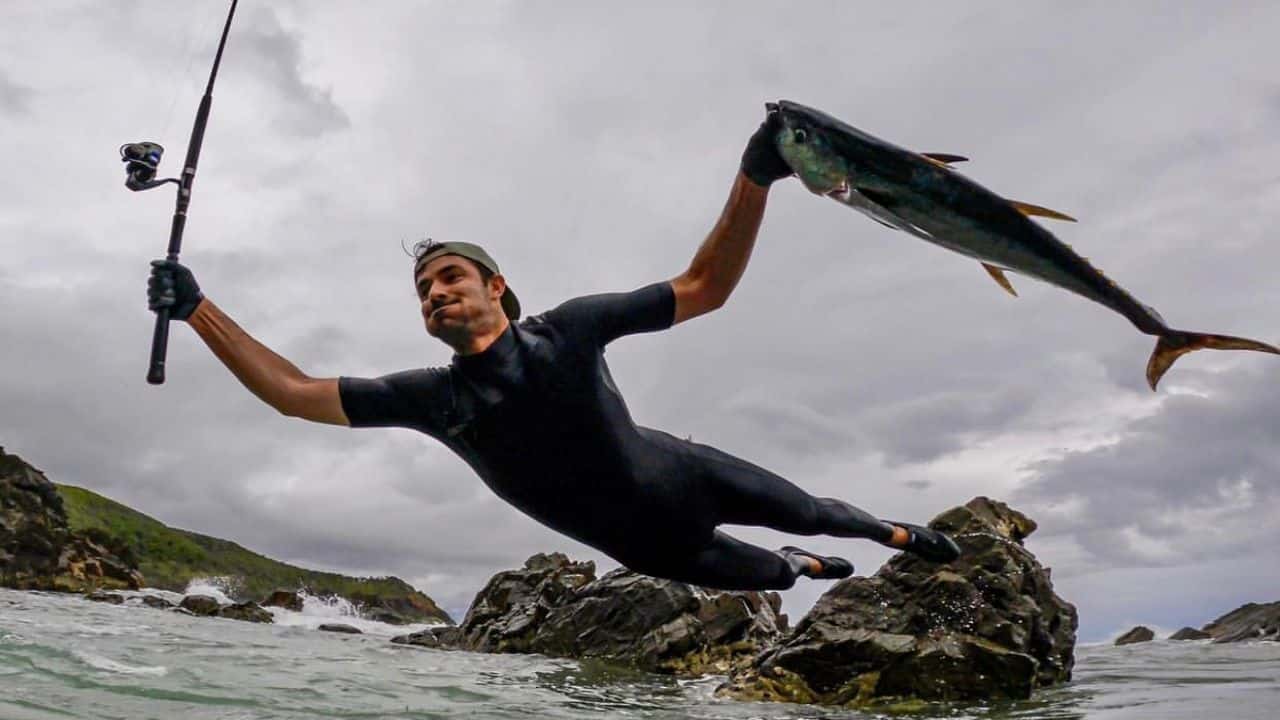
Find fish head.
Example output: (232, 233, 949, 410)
(770, 100, 851, 196)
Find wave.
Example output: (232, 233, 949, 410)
(71, 649, 167, 677)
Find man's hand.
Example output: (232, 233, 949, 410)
(740, 110, 792, 188)
(148, 259, 204, 321)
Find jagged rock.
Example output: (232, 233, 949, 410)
(1115, 626, 1154, 645)
(1, 447, 143, 593)
(86, 590, 125, 604)
(1202, 602, 1280, 643)
(391, 626, 461, 648)
(442, 552, 786, 675)
(1169, 627, 1211, 641)
(720, 497, 1077, 706)
(138, 594, 176, 610)
(262, 590, 304, 612)
(179, 594, 221, 616)
(350, 590, 454, 626)
(219, 601, 273, 623)
(319, 623, 363, 634)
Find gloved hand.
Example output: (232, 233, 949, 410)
(740, 109, 792, 187)
(148, 259, 204, 321)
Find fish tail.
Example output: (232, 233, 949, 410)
(1146, 330, 1280, 390)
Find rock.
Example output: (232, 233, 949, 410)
(86, 590, 125, 604)
(138, 594, 175, 610)
(720, 497, 1077, 706)
(1114, 626, 1154, 645)
(349, 589, 454, 626)
(179, 594, 221, 616)
(443, 551, 786, 675)
(319, 623, 363, 634)
(262, 590, 304, 612)
(1, 447, 143, 593)
(391, 626, 461, 648)
(1202, 602, 1280, 643)
(1169, 626, 1211, 641)
(219, 601, 273, 623)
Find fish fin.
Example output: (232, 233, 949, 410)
(981, 263, 1018, 297)
(1146, 331, 1280, 390)
(920, 153, 969, 166)
(857, 187, 900, 210)
(1008, 199, 1077, 222)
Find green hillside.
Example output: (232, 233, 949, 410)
(56, 484, 452, 624)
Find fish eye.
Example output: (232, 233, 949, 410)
(793, 128, 808, 143)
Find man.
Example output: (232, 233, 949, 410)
(147, 109, 960, 590)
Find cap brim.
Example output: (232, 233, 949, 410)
(500, 288, 520, 320)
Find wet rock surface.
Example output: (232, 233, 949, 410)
(1202, 601, 1280, 643)
(219, 601, 273, 623)
(1, 447, 143, 593)
(320, 623, 362, 634)
(395, 552, 786, 675)
(262, 590, 304, 612)
(180, 594, 221, 616)
(1169, 626, 1211, 641)
(1115, 626, 1154, 645)
(720, 497, 1077, 706)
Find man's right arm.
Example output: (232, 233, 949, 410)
(186, 299, 349, 426)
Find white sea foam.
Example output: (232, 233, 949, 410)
(181, 577, 238, 605)
(264, 590, 443, 638)
(73, 649, 167, 677)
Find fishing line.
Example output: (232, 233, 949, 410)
(152, 2, 222, 143)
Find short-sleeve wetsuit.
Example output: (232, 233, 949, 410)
(340, 282, 890, 590)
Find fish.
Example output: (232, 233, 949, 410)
(769, 99, 1279, 390)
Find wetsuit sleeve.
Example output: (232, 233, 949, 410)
(338, 368, 450, 432)
(542, 281, 676, 346)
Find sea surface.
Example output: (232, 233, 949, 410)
(1, 586, 1277, 719)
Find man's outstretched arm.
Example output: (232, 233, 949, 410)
(670, 110, 791, 325)
(149, 261, 349, 426)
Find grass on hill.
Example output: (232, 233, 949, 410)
(55, 483, 436, 609)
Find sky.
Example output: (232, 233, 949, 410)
(2, 1, 1278, 643)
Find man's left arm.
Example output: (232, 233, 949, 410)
(669, 111, 791, 325)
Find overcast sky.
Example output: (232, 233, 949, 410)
(2, 1, 1278, 642)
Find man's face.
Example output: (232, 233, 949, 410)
(415, 254, 506, 345)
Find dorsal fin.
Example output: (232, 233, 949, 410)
(1008, 199, 1077, 222)
(920, 153, 969, 165)
(982, 263, 1018, 297)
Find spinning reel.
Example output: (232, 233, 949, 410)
(119, 141, 177, 191)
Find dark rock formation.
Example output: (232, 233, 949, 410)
(1, 447, 143, 592)
(391, 626, 461, 649)
(1202, 602, 1280, 643)
(179, 594, 221, 616)
(720, 497, 1077, 707)
(262, 590, 304, 612)
(1169, 626, 1211, 641)
(351, 591, 453, 626)
(86, 590, 125, 604)
(1114, 626, 1154, 645)
(395, 552, 787, 675)
(320, 623, 363, 634)
(137, 594, 176, 610)
(219, 601, 273, 623)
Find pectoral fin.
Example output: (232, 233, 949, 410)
(1008, 199, 1077, 222)
(920, 152, 969, 167)
(982, 263, 1018, 297)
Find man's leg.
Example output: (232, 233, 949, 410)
(688, 440, 961, 562)
(691, 441, 894, 541)
(634, 530, 841, 591)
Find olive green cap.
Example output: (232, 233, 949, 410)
(413, 240, 520, 320)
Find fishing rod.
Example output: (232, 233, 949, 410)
(119, 0, 239, 385)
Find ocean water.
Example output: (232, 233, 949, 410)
(1, 587, 1277, 719)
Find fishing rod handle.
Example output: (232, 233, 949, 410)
(148, 308, 171, 385)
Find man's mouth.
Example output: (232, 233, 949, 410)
(430, 300, 459, 318)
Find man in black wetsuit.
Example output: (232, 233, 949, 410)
(147, 111, 960, 590)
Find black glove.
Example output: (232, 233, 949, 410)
(740, 109, 792, 187)
(148, 259, 204, 321)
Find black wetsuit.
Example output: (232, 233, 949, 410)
(339, 282, 890, 590)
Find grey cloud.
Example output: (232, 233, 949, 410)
(1015, 367, 1280, 566)
(0, 68, 31, 115)
(232, 8, 349, 138)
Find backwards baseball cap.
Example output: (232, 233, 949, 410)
(412, 239, 521, 320)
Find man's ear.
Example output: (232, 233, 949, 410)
(489, 273, 507, 302)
